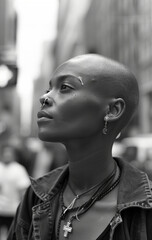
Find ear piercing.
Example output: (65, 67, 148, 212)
(102, 116, 108, 135)
(102, 117, 121, 138)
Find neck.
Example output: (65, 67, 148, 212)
(64, 136, 115, 194)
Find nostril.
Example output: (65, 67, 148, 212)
(41, 97, 52, 109)
(44, 98, 49, 105)
(40, 95, 54, 108)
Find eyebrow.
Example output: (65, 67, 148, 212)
(50, 74, 84, 86)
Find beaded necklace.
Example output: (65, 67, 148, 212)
(56, 162, 120, 239)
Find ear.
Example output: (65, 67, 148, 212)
(106, 98, 126, 122)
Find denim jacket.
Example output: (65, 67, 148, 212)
(7, 158, 152, 240)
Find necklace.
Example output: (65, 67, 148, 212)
(62, 162, 116, 216)
(56, 162, 120, 239)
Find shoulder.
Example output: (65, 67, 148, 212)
(9, 162, 28, 175)
(15, 165, 69, 223)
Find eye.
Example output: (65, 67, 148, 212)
(60, 83, 74, 91)
(45, 89, 50, 93)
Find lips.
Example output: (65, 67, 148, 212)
(37, 111, 53, 119)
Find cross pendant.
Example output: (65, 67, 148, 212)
(63, 221, 72, 238)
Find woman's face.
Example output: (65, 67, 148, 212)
(37, 61, 108, 143)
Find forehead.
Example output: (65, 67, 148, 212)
(52, 59, 99, 84)
(51, 60, 114, 102)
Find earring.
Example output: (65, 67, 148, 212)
(102, 116, 108, 135)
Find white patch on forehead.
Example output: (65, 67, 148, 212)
(78, 76, 84, 86)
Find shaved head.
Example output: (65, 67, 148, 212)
(62, 54, 139, 132)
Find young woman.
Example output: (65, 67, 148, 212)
(8, 54, 152, 240)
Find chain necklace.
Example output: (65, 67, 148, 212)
(62, 162, 116, 216)
(56, 162, 120, 239)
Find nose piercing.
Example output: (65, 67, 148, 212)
(42, 97, 49, 107)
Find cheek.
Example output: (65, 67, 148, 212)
(38, 96, 106, 141)
(58, 95, 104, 129)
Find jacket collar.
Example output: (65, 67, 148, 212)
(116, 158, 152, 211)
(30, 158, 152, 209)
(30, 164, 69, 201)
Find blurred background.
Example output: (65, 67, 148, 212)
(0, 0, 152, 237)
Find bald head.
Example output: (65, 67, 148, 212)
(55, 54, 139, 133)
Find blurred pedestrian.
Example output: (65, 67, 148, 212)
(0, 144, 30, 238)
(8, 54, 152, 240)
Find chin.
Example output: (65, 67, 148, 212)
(38, 131, 61, 143)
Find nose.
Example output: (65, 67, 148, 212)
(40, 93, 53, 107)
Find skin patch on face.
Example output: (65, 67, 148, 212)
(78, 76, 84, 86)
